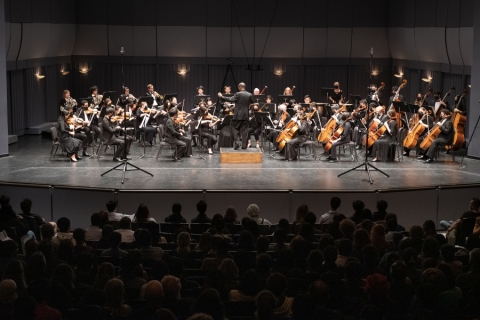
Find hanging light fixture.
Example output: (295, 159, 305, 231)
(393, 67, 403, 78)
(35, 67, 45, 79)
(175, 64, 190, 75)
(421, 70, 432, 83)
(77, 62, 92, 74)
(272, 65, 286, 76)
(60, 64, 70, 75)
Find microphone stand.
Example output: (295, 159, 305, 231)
(101, 47, 153, 184)
(337, 48, 389, 184)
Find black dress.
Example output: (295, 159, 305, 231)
(217, 105, 234, 148)
(137, 108, 157, 142)
(372, 120, 397, 161)
(57, 118, 82, 155)
(284, 120, 309, 161)
(331, 90, 343, 104)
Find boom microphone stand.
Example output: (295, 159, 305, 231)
(338, 47, 389, 184)
(101, 47, 153, 184)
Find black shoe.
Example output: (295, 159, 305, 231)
(402, 151, 410, 156)
(444, 150, 450, 154)
(113, 157, 122, 162)
(82, 151, 91, 157)
(417, 155, 428, 160)
(324, 156, 333, 161)
(149, 141, 153, 146)
(355, 145, 362, 150)
(329, 159, 337, 163)
(234, 144, 240, 150)
(424, 158, 433, 163)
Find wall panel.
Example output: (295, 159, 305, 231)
(17, 23, 51, 61)
(47, 24, 76, 57)
(326, 28, 352, 58)
(6, 22, 21, 62)
(303, 28, 327, 59)
(72, 24, 108, 56)
(108, 25, 133, 56)
(351, 28, 391, 58)
(157, 26, 206, 57)
(446, 28, 464, 66)
(133, 26, 156, 57)
(459, 27, 473, 66)
(414, 28, 449, 64)
(8, 70, 25, 135)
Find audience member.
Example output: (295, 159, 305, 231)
(106, 200, 124, 221)
(132, 204, 156, 223)
(0, 195, 29, 237)
(85, 212, 103, 241)
(52, 217, 75, 245)
(192, 200, 211, 223)
(373, 200, 388, 222)
(116, 216, 135, 242)
(105, 278, 132, 318)
(101, 231, 128, 258)
(318, 197, 341, 224)
(166, 203, 187, 223)
(247, 204, 272, 225)
(19, 198, 45, 226)
(224, 206, 239, 224)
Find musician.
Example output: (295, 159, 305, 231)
(430, 91, 447, 121)
(58, 110, 83, 162)
(102, 108, 133, 162)
(76, 100, 98, 147)
(304, 95, 311, 104)
(266, 95, 272, 104)
(329, 82, 343, 104)
(283, 87, 293, 95)
(253, 88, 260, 95)
(197, 86, 205, 96)
(59, 90, 77, 113)
(224, 86, 232, 95)
(418, 109, 453, 163)
(352, 100, 372, 148)
(137, 101, 157, 146)
(325, 113, 353, 163)
(153, 100, 170, 139)
(389, 86, 404, 105)
(91, 86, 103, 108)
(414, 93, 426, 106)
(403, 107, 434, 157)
(146, 84, 161, 107)
(165, 108, 192, 161)
(451, 94, 466, 114)
(99, 98, 113, 119)
(268, 104, 291, 151)
(114, 106, 135, 129)
(218, 82, 254, 150)
(371, 110, 398, 162)
(247, 104, 261, 149)
(197, 106, 219, 154)
(284, 111, 309, 161)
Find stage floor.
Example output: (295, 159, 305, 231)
(1, 135, 480, 191)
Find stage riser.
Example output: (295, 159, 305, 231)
(220, 148, 262, 164)
(1, 183, 479, 232)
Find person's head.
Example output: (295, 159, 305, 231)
(19, 198, 32, 214)
(88, 212, 102, 227)
(441, 244, 456, 263)
(141, 280, 163, 308)
(105, 107, 114, 117)
(365, 273, 390, 299)
(253, 88, 260, 95)
(237, 230, 256, 250)
(256, 252, 272, 274)
(470, 198, 480, 211)
(147, 84, 154, 92)
(338, 238, 353, 257)
(238, 269, 261, 296)
(118, 217, 131, 230)
(295, 204, 309, 223)
(106, 200, 117, 212)
(214, 216, 226, 235)
(376, 200, 388, 212)
(224, 85, 231, 94)
(177, 231, 191, 249)
(169, 107, 178, 118)
(161, 275, 182, 300)
(224, 206, 237, 224)
(0, 279, 17, 304)
(109, 231, 122, 248)
(247, 204, 260, 219)
(104, 278, 125, 309)
(353, 229, 371, 249)
(62, 89, 71, 99)
(303, 95, 311, 103)
(172, 203, 182, 215)
(339, 219, 355, 239)
(423, 220, 437, 238)
(307, 249, 324, 272)
(101, 224, 114, 239)
(193, 288, 225, 320)
(40, 223, 55, 240)
(137, 229, 152, 248)
(422, 237, 440, 259)
(387, 110, 396, 119)
(304, 212, 317, 225)
(441, 109, 451, 119)
(318, 233, 334, 251)
(0, 195, 11, 207)
(256, 290, 276, 320)
(256, 236, 270, 254)
(330, 197, 341, 210)
(362, 244, 379, 265)
(57, 217, 71, 233)
(291, 293, 315, 319)
(197, 86, 204, 94)
(73, 228, 86, 245)
(266, 272, 288, 298)
(135, 204, 150, 221)
(90, 85, 98, 94)
(323, 245, 338, 264)
(334, 82, 340, 89)
(197, 200, 207, 215)
(352, 200, 365, 214)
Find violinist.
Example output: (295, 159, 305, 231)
(268, 104, 291, 152)
(224, 86, 232, 95)
(247, 103, 261, 149)
(137, 101, 158, 146)
(98, 98, 113, 119)
(153, 99, 170, 139)
(165, 108, 192, 161)
(217, 101, 235, 148)
(76, 100, 98, 147)
(102, 108, 133, 162)
(368, 84, 381, 103)
(389, 86, 404, 105)
(64, 107, 90, 157)
(197, 106, 219, 154)
(58, 110, 83, 162)
(146, 84, 161, 107)
(192, 86, 207, 113)
(418, 109, 453, 163)
(284, 111, 309, 161)
(371, 110, 398, 162)
(329, 82, 343, 104)
(403, 107, 434, 157)
(325, 113, 353, 163)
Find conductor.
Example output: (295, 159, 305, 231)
(218, 82, 254, 149)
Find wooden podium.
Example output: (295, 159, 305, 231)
(220, 148, 262, 164)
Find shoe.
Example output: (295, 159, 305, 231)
(247, 142, 251, 148)
(256, 144, 260, 148)
(402, 151, 410, 156)
(355, 145, 362, 150)
(329, 159, 337, 163)
(324, 156, 333, 161)
(417, 155, 428, 160)
(271, 147, 279, 152)
(234, 144, 240, 150)
(70, 157, 78, 162)
(424, 158, 433, 163)
(208, 151, 213, 155)
(113, 157, 122, 162)
(372, 158, 378, 162)
(149, 141, 153, 146)
(241, 147, 247, 149)
(82, 151, 91, 157)
(444, 150, 450, 154)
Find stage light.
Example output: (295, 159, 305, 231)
(273, 65, 286, 76)
(175, 64, 190, 75)
(394, 72, 403, 78)
(77, 62, 92, 74)
(35, 67, 45, 79)
(35, 73, 45, 79)
(59, 63, 70, 75)
(422, 77, 432, 83)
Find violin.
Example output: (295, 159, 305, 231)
(142, 108, 157, 114)
(84, 107, 99, 115)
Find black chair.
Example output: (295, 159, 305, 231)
(190, 223, 211, 234)
(156, 139, 178, 161)
(159, 223, 189, 234)
(257, 224, 271, 235)
(298, 140, 318, 160)
(96, 126, 119, 160)
(226, 301, 257, 318)
(49, 126, 64, 160)
(225, 223, 243, 235)
(132, 222, 160, 242)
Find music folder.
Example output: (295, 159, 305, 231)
(278, 95, 294, 104)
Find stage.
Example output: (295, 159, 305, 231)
(2, 135, 480, 191)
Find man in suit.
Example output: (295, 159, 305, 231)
(146, 84, 161, 108)
(102, 108, 133, 162)
(218, 82, 254, 149)
(165, 108, 191, 161)
(420, 109, 453, 163)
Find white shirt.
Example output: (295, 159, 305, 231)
(149, 92, 158, 107)
(116, 229, 135, 243)
(251, 217, 272, 225)
(52, 232, 76, 245)
(131, 216, 156, 223)
(85, 226, 102, 241)
(108, 212, 125, 221)
(318, 210, 338, 225)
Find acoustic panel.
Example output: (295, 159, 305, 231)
(303, 28, 327, 59)
(157, 26, 206, 57)
(403, 28, 419, 61)
(72, 24, 108, 56)
(254, 27, 303, 58)
(404, 0, 416, 28)
(388, 28, 408, 60)
(230, 27, 254, 59)
(351, 28, 390, 58)
(6, 23, 21, 62)
(132, 0, 157, 26)
(415, 0, 437, 28)
(4, 22, 10, 58)
(108, 25, 133, 56)
(31, 0, 51, 23)
(445, 28, 463, 66)
(459, 27, 473, 66)
(17, 23, 51, 61)
(133, 26, 157, 57)
(206, 27, 232, 58)
(326, 28, 352, 58)
(388, 0, 405, 28)
(446, 0, 461, 28)
(414, 27, 449, 64)
(47, 24, 76, 57)
(9, 0, 32, 23)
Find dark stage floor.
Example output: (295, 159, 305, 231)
(1, 135, 480, 191)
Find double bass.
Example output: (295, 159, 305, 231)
(390, 79, 407, 128)
(449, 89, 468, 151)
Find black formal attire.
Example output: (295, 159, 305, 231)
(198, 115, 218, 149)
(330, 120, 352, 159)
(116, 94, 135, 109)
(331, 90, 343, 104)
(217, 105, 234, 148)
(405, 115, 434, 155)
(101, 116, 133, 159)
(165, 118, 192, 158)
(57, 117, 82, 156)
(389, 94, 404, 108)
(76, 108, 100, 143)
(372, 119, 398, 161)
(153, 108, 168, 139)
(425, 117, 453, 159)
(137, 108, 157, 143)
(284, 120, 309, 161)
(451, 97, 466, 114)
(145, 91, 161, 108)
(220, 90, 254, 149)
(267, 111, 291, 148)
(247, 109, 261, 143)
(429, 98, 449, 121)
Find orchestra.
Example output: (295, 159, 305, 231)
(55, 80, 468, 165)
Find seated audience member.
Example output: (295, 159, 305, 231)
(443, 198, 480, 236)
(105, 278, 132, 318)
(269, 229, 287, 252)
(106, 200, 124, 221)
(247, 204, 272, 225)
(19, 198, 45, 226)
(85, 212, 103, 241)
(224, 206, 239, 224)
(266, 273, 294, 317)
(132, 204, 156, 223)
(0, 195, 29, 237)
(28, 277, 62, 320)
(138, 229, 164, 261)
(116, 217, 135, 243)
(192, 200, 212, 223)
(165, 203, 187, 223)
(96, 224, 114, 249)
(305, 212, 322, 234)
(350, 200, 365, 224)
(101, 231, 128, 258)
(52, 217, 75, 245)
(119, 253, 147, 300)
(72, 228, 94, 255)
(318, 197, 341, 225)
(131, 280, 164, 319)
(230, 269, 261, 301)
(373, 200, 388, 222)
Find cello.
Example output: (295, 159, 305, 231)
(419, 114, 452, 150)
(323, 106, 364, 152)
(403, 113, 428, 149)
(276, 110, 315, 151)
(317, 104, 347, 143)
(449, 89, 468, 151)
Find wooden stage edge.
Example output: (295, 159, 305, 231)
(220, 147, 263, 164)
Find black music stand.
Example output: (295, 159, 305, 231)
(320, 87, 334, 104)
(393, 101, 410, 126)
(103, 91, 116, 100)
(278, 95, 294, 105)
(254, 111, 268, 152)
(350, 95, 361, 110)
(257, 112, 276, 159)
(261, 103, 276, 113)
(194, 95, 210, 105)
(101, 47, 152, 184)
(287, 109, 296, 117)
(300, 103, 310, 111)
(253, 94, 266, 103)
(164, 93, 177, 103)
(138, 96, 154, 108)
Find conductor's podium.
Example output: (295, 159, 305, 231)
(220, 148, 263, 164)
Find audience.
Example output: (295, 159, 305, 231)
(106, 200, 124, 221)
(2, 194, 480, 319)
(132, 204, 156, 223)
(19, 198, 45, 226)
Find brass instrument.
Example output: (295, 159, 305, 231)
(153, 91, 164, 100)
(92, 94, 103, 107)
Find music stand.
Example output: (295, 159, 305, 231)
(350, 95, 361, 109)
(253, 94, 266, 103)
(164, 93, 177, 102)
(320, 87, 334, 104)
(102, 91, 116, 100)
(287, 109, 296, 117)
(257, 112, 276, 159)
(138, 96, 154, 108)
(261, 103, 276, 113)
(194, 95, 210, 105)
(300, 103, 310, 111)
(254, 111, 268, 152)
(278, 95, 294, 104)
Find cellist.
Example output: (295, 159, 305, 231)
(325, 113, 353, 163)
(268, 104, 291, 152)
(403, 107, 434, 157)
(371, 110, 398, 162)
(284, 111, 310, 161)
(418, 109, 453, 163)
